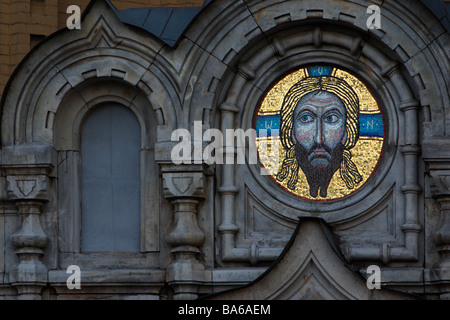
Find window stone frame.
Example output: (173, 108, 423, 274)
(54, 78, 161, 268)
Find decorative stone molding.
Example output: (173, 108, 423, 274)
(217, 102, 283, 264)
(430, 174, 450, 200)
(161, 164, 210, 299)
(6, 176, 48, 201)
(163, 171, 205, 200)
(9, 200, 48, 299)
(343, 72, 422, 264)
(207, 218, 416, 300)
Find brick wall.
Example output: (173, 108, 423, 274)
(0, 0, 205, 101)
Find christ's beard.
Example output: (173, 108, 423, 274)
(295, 142, 345, 198)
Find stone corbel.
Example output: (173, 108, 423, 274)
(2, 143, 55, 299)
(161, 164, 210, 300)
(6, 174, 48, 200)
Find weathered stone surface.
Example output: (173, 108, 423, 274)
(206, 218, 416, 300)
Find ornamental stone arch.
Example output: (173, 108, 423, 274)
(1, 0, 181, 146)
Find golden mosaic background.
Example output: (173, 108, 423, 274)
(256, 67, 384, 201)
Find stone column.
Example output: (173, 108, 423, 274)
(2, 143, 55, 300)
(6, 171, 50, 300)
(217, 102, 241, 261)
(162, 164, 210, 300)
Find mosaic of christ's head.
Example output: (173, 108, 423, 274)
(277, 76, 362, 198)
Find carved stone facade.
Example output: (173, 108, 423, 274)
(0, 0, 448, 300)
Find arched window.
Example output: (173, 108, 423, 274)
(80, 103, 141, 252)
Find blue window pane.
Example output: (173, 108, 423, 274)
(81, 103, 141, 252)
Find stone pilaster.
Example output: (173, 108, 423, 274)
(161, 164, 210, 300)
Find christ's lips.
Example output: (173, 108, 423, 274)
(308, 145, 331, 162)
(313, 149, 328, 156)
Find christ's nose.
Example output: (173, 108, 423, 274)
(314, 121, 324, 144)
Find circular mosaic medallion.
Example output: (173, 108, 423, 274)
(255, 66, 384, 201)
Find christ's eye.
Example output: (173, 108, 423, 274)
(300, 114, 314, 123)
(324, 114, 339, 123)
